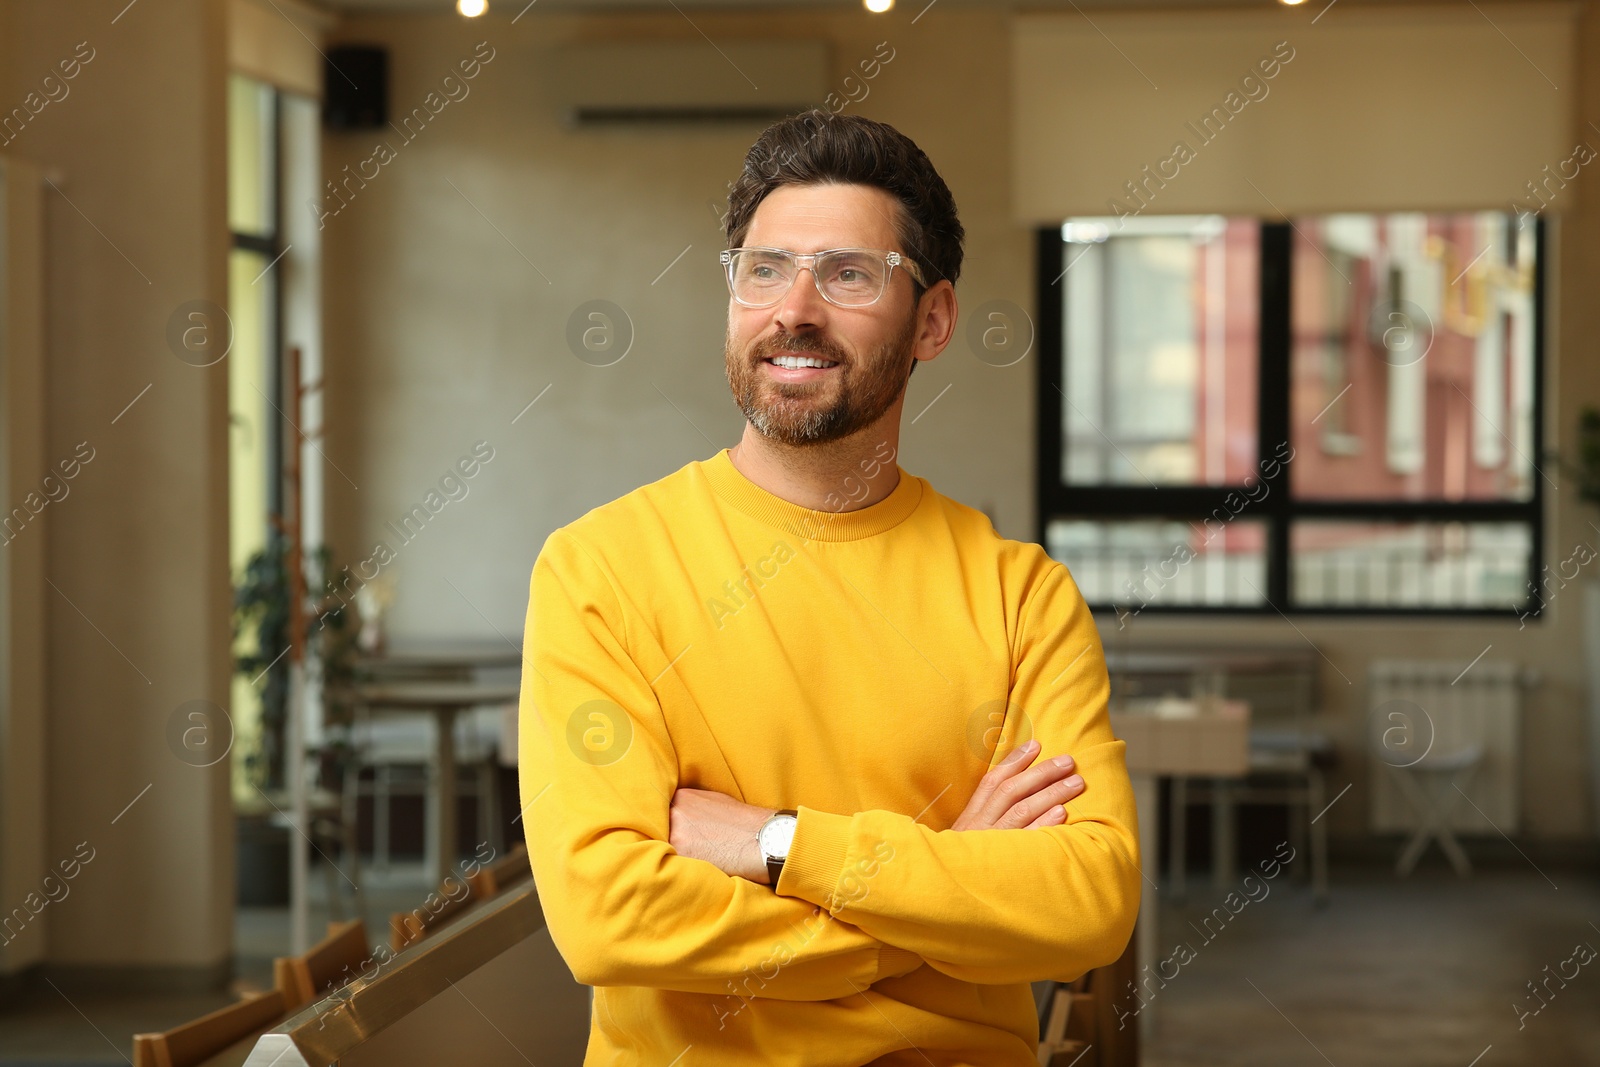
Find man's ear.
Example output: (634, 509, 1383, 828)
(915, 280, 958, 362)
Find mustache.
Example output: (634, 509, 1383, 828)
(752, 333, 847, 363)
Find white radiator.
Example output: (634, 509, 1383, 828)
(1368, 659, 1524, 834)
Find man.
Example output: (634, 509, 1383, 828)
(518, 110, 1139, 1065)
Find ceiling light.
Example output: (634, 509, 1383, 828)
(457, 0, 488, 16)
(864, 0, 894, 12)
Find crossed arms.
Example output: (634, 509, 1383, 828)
(517, 530, 1141, 998)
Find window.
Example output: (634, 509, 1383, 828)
(229, 73, 282, 570)
(229, 73, 284, 798)
(1036, 211, 1544, 616)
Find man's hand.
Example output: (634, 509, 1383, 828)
(951, 740, 1085, 831)
(669, 788, 774, 883)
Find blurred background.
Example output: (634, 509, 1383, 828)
(1, 0, 1598, 1064)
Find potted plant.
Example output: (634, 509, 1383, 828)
(231, 533, 361, 905)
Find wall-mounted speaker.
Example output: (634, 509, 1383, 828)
(323, 46, 388, 130)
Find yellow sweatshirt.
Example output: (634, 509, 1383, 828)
(518, 446, 1139, 1065)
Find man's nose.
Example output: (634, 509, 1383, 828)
(772, 265, 829, 330)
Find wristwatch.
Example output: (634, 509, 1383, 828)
(757, 809, 798, 888)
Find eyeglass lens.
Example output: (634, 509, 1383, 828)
(727, 250, 891, 306)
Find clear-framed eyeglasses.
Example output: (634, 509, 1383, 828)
(719, 247, 928, 309)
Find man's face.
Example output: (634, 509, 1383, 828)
(723, 182, 922, 448)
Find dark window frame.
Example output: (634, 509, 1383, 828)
(1034, 216, 1546, 619)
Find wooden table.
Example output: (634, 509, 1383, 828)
(1110, 697, 1251, 1040)
(351, 681, 521, 884)
(356, 641, 522, 680)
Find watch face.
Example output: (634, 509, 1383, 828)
(759, 814, 797, 858)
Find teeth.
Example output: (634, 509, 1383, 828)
(770, 356, 837, 369)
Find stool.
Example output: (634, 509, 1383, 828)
(1389, 743, 1483, 877)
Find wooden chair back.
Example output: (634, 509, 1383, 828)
(276, 918, 371, 1011)
(271, 956, 299, 1009)
(383, 845, 531, 956)
(1036, 930, 1139, 1067)
(389, 882, 477, 953)
(131, 990, 286, 1067)
(466, 842, 530, 900)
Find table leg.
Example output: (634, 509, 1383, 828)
(438, 706, 459, 884)
(1132, 770, 1158, 1042)
(1170, 776, 1188, 903)
(1212, 777, 1236, 890)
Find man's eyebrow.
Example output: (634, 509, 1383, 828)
(740, 240, 886, 252)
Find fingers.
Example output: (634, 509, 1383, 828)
(951, 743, 1088, 831)
(1024, 804, 1068, 830)
(981, 749, 1082, 829)
(954, 740, 1042, 830)
(1003, 772, 1086, 830)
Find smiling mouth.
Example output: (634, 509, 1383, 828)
(763, 353, 840, 370)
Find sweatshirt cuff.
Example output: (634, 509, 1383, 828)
(776, 805, 854, 911)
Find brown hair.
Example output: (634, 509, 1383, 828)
(724, 110, 965, 308)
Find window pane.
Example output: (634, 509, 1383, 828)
(229, 247, 274, 574)
(229, 75, 276, 237)
(1061, 216, 1259, 486)
(1289, 212, 1537, 501)
(1291, 521, 1530, 609)
(1046, 518, 1267, 609)
(229, 246, 275, 803)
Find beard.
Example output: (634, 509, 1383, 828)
(723, 309, 918, 448)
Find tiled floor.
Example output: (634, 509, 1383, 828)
(2, 859, 1597, 1065)
(1141, 863, 1600, 1066)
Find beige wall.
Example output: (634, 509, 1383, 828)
(1, 155, 47, 978)
(1015, 3, 1580, 219)
(229, 0, 333, 98)
(320, 7, 1028, 636)
(1, 0, 234, 979)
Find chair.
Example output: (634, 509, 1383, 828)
(1035, 983, 1090, 1065)
(1367, 659, 1524, 878)
(389, 873, 482, 953)
(466, 841, 530, 900)
(1387, 743, 1483, 876)
(342, 702, 504, 874)
(387, 842, 530, 953)
(131, 990, 287, 1067)
(1161, 654, 1331, 905)
(1033, 933, 1138, 1066)
(275, 917, 373, 1011)
(244, 784, 366, 926)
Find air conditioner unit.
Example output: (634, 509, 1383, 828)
(546, 40, 830, 127)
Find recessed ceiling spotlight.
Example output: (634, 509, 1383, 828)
(864, 0, 894, 12)
(457, 0, 488, 16)
(1279, 0, 1308, 5)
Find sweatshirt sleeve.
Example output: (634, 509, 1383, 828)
(518, 529, 924, 998)
(773, 560, 1141, 985)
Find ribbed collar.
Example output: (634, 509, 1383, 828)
(699, 447, 923, 542)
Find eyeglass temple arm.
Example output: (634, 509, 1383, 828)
(889, 252, 928, 286)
